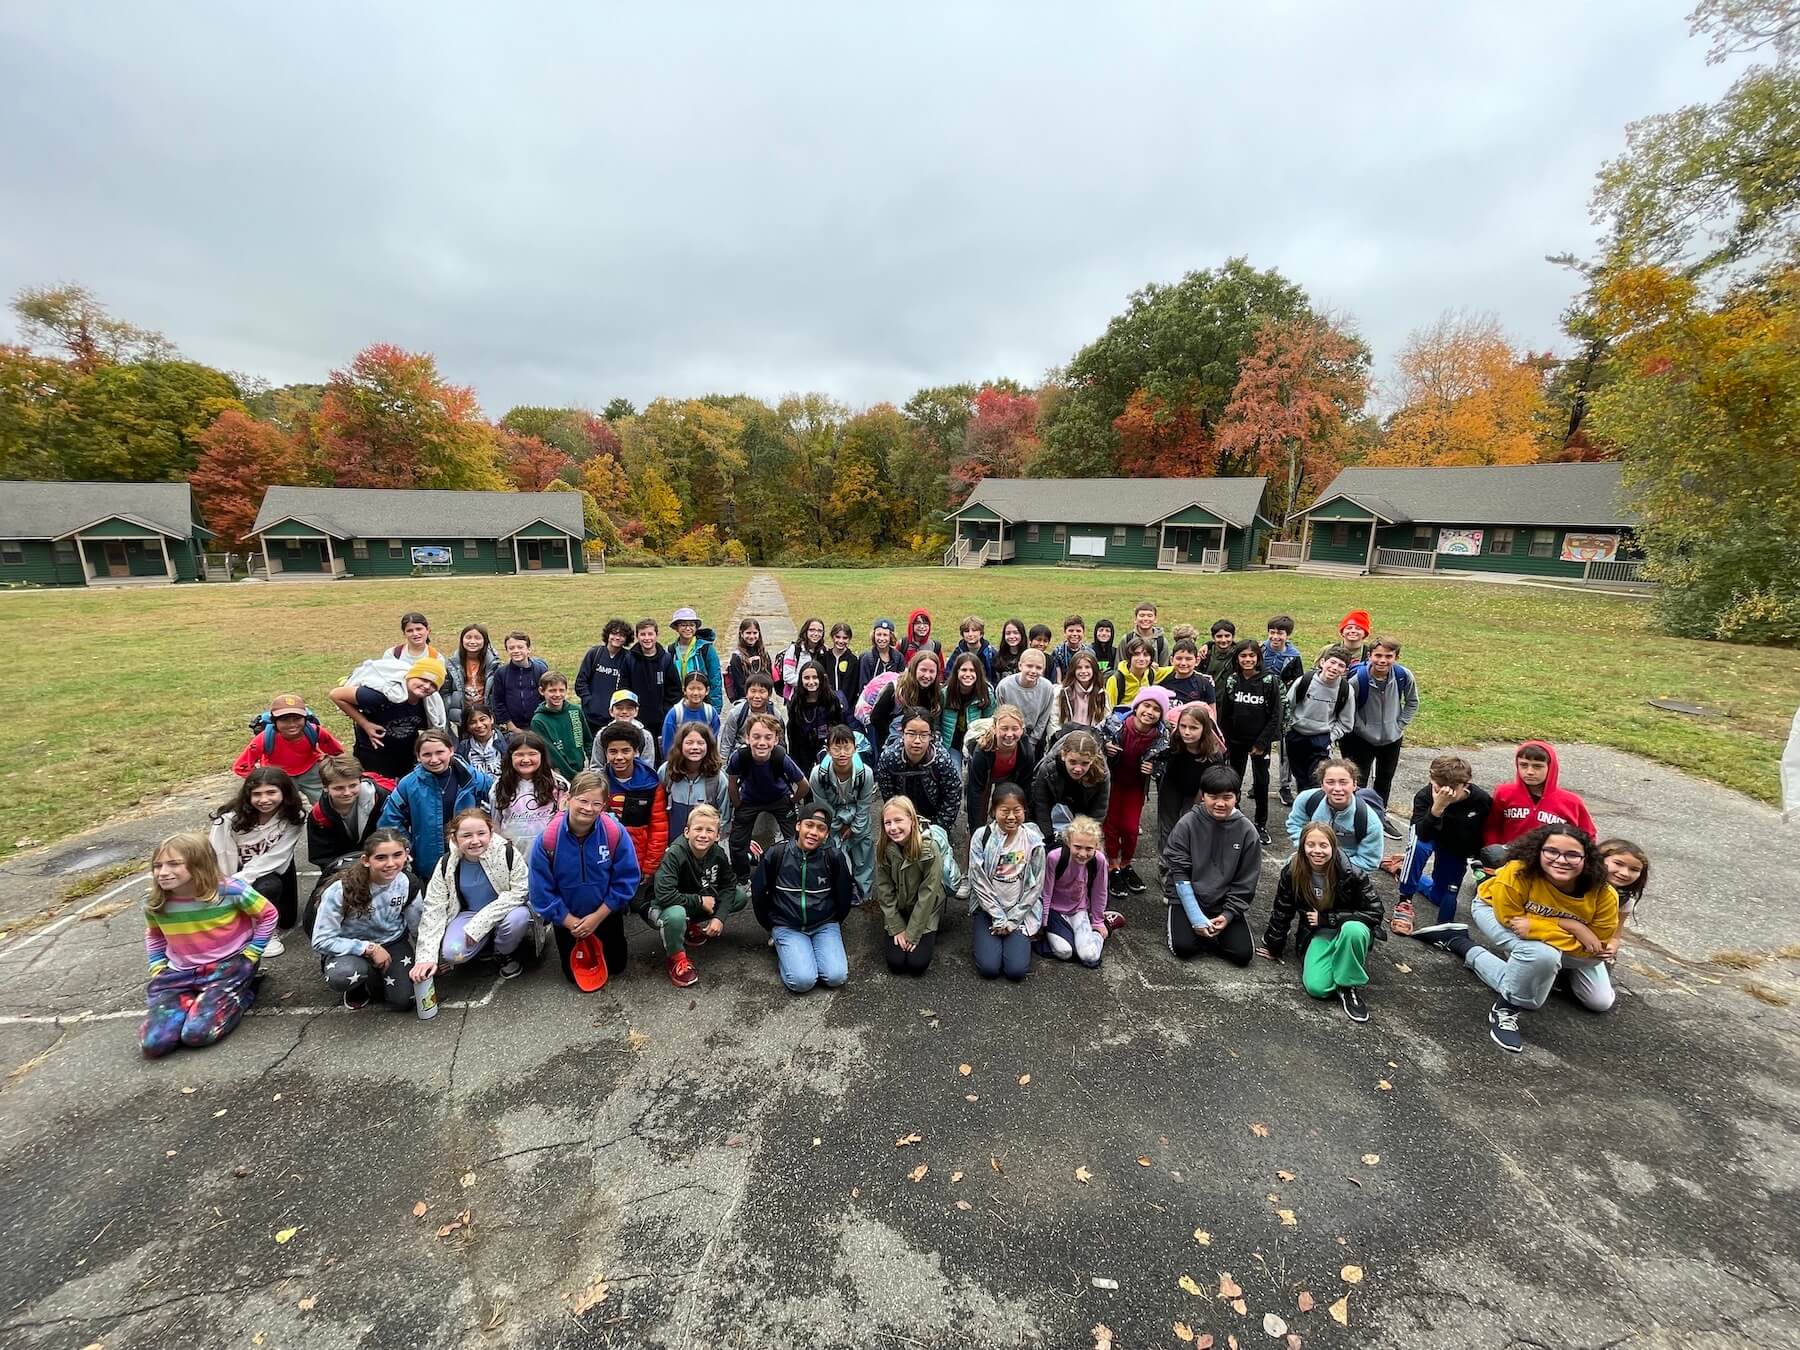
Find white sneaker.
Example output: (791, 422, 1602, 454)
(262, 935, 287, 958)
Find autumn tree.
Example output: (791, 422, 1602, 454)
(633, 464, 684, 551)
(830, 405, 905, 549)
(1039, 259, 1317, 476)
(11, 284, 173, 371)
(1369, 312, 1552, 467)
(499, 429, 573, 492)
(603, 397, 636, 422)
(314, 344, 504, 490)
(189, 408, 308, 546)
(951, 385, 1040, 495)
(1215, 316, 1370, 521)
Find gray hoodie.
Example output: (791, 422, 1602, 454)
(1160, 805, 1262, 919)
(1350, 665, 1418, 746)
(1288, 670, 1355, 740)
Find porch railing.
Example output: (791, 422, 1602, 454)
(1201, 548, 1224, 571)
(1375, 548, 1436, 572)
(1157, 547, 1177, 570)
(942, 537, 969, 568)
(1585, 559, 1648, 584)
(1266, 541, 1302, 567)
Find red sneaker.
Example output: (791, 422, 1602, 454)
(686, 920, 710, 947)
(667, 951, 699, 988)
(1103, 910, 1127, 932)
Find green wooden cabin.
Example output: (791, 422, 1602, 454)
(947, 476, 1272, 571)
(1286, 464, 1644, 584)
(0, 481, 211, 587)
(251, 487, 589, 579)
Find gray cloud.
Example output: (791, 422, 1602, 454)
(0, 2, 1742, 415)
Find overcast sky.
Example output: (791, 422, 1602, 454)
(0, 3, 1739, 416)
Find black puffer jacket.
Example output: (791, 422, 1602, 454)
(1028, 753, 1110, 840)
(1262, 856, 1384, 959)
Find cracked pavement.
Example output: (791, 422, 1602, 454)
(0, 743, 1797, 1347)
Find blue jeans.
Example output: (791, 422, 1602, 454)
(771, 924, 849, 993)
(971, 913, 1032, 981)
(1397, 831, 1468, 924)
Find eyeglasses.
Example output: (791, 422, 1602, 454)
(902, 730, 930, 740)
(1541, 848, 1586, 863)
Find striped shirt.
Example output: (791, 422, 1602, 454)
(144, 877, 276, 975)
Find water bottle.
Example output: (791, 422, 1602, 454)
(413, 974, 439, 1021)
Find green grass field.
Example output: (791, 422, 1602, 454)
(773, 566, 1799, 806)
(2, 564, 1792, 863)
(0, 571, 747, 860)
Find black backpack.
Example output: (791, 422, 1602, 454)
(1292, 674, 1351, 720)
(1295, 788, 1371, 841)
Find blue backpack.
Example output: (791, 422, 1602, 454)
(1351, 663, 1413, 709)
(249, 706, 322, 754)
(813, 729, 874, 773)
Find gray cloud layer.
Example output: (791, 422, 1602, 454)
(0, 3, 1739, 415)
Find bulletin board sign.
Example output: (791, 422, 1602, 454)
(1068, 536, 1108, 558)
(1560, 533, 1619, 562)
(1436, 528, 1484, 556)
(410, 545, 452, 568)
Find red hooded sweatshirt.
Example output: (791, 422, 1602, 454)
(901, 608, 940, 662)
(1483, 740, 1596, 846)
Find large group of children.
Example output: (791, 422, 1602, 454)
(141, 601, 1652, 1060)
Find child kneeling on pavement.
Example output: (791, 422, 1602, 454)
(414, 808, 535, 986)
(1257, 821, 1384, 1022)
(310, 828, 424, 1010)
(752, 803, 855, 993)
(1160, 765, 1262, 965)
(648, 804, 747, 988)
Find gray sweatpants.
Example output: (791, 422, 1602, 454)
(1465, 900, 1614, 1012)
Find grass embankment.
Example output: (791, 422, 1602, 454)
(0, 569, 748, 859)
(774, 567, 1797, 804)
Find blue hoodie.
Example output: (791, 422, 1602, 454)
(377, 757, 494, 879)
(527, 810, 641, 924)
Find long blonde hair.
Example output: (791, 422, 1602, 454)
(877, 795, 923, 865)
(1288, 821, 1340, 911)
(146, 831, 225, 915)
(977, 704, 1026, 752)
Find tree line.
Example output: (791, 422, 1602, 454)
(0, 0, 1793, 642)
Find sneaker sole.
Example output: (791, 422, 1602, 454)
(1409, 924, 1469, 939)
(1488, 1027, 1523, 1053)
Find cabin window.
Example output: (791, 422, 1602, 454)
(285, 537, 302, 553)
(388, 538, 403, 559)
(1053, 525, 1066, 544)
(1112, 525, 1126, 545)
(1530, 529, 1557, 558)
(464, 538, 481, 558)
(1331, 523, 1349, 548)
(1026, 523, 1039, 543)
(1144, 528, 1157, 548)
(53, 540, 77, 563)
(0, 541, 21, 564)
(352, 539, 369, 559)
(1413, 526, 1433, 549)
(1489, 528, 1516, 554)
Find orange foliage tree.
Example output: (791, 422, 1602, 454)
(1113, 390, 1213, 478)
(190, 408, 308, 547)
(314, 344, 504, 489)
(950, 386, 1040, 496)
(1370, 312, 1552, 466)
(499, 428, 572, 491)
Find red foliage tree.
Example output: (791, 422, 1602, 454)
(949, 385, 1040, 496)
(189, 408, 306, 547)
(314, 344, 501, 489)
(582, 413, 622, 461)
(499, 428, 573, 492)
(1113, 389, 1214, 477)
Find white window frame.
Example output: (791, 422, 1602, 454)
(388, 538, 403, 559)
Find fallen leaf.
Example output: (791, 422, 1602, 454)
(626, 1028, 650, 1052)
(1074, 1166, 1093, 1183)
(919, 1007, 937, 1016)
(990, 1157, 1003, 1173)
(180, 1086, 196, 1095)
(1179, 1274, 1205, 1296)
(212, 1109, 228, 1119)
(1174, 1321, 1195, 1342)
(1018, 1073, 1032, 1086)
(1285, 1337, 1301, 1350)
(929, 1019, 941, 1028)
(1137, 1156, 1152, 1167)
(954, 1199, 972, 1211)
(1228, 1337, 1239, 1350)
(959, 1063, 973, 1076)
(1276, 1169, 1296, 1181)
(1092, 1278, 1120, 1290)
(812, 1138, 821, 1147)
(412, 1201, 429, 1218)
(1092, 1324, 1114, 1350)
(1193, 1228, 1212, 1245)
(686, 999, 696, 1010)
(896, 1132, 923, 1148)
(1196, 1337, 1214, 1349)
(1376, 1080, 1393, 1092)
(297, 1296, 317, 1312)
(436, 1219, 463, 1238)
(272, 1093, 282, 1101)
(1231, 1298, 1248, 1315)
(1393, 961, 1413, 973)
(1278, 1208, 1297, 1226)
(1250, 1122, 1270, 1138)
(1361, 1154, 1380, 1166)
(165, 1150, 177, 1158)
(233, 1166, 250, 1179)
(908, 1164, 929, 1183)
(950, 1171, 964, 1183)
(851, 1187, 861, 1198)
(1263, 1313, 1289, 1337)
(274, 1227, 298, 1244)
(460, 1171, 476, 1188)
(1386, 1060, 1398, 1068)
(1297, 1291, 1314, 1312)
(1329, 1295, 1349, 1326)
(252, 1336, 265, 1347)
(1218, 1272, 1243, 1298)
(572, 1278, 608, 1315)
(965, 1093, 979, 1102)
(1341, 1264, 1363, 1284)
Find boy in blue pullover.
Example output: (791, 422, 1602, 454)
(1285, 758, 1385, 872)
(528, 770, 641, 987)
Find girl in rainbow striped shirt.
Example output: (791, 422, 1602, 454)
(141, 832, 276, 1059)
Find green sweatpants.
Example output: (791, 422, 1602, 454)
(1301, 919, 1372, 997)
(651, 888, 750, 955)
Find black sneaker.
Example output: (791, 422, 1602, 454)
(1409, 922, 1469, 951)
(1338, 986, 1369, 1022)
(1122, 868, 1147, 895)
(1488, 1000, 1524, 1053)
(1256, 826, 1273, 846)
(342, 987, 371, 1011)
(1279, 785, 1295, 807)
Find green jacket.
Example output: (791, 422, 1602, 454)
(651, 835, 738, 925)
(873, 829, 945, 943)
(531, 704, 589, 780)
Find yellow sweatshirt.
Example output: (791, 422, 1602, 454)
(1477, 860, 1619, 953)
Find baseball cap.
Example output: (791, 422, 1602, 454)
(610, 689, 639, 708)
(570, 934, 608, 991)
(267, 694, 308, 718)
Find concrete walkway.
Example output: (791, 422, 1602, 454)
(731, 572, 797, 651)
